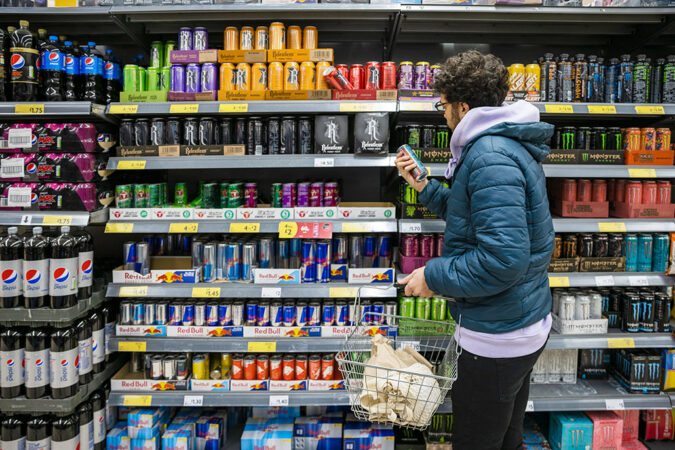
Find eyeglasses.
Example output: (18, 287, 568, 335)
(434, 101, 450, 112)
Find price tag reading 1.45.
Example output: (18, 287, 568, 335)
(119, 286, 148, 297)
(192, 287, 221, 298)
(169, 223, 198, 233)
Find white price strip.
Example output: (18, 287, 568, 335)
(398, 341, 421, 352)
(525, 401, 535, 412)
(261, 287, 282, 298)
(401, 222, 422, 233)
(314, 157, 334, 167)
(20, 215, 32, 225)
(269, 395, 289, 407)
(7, 187, 32, 207)
(183, 395, 203, 407)
(1, 158, 24, 178)
(605, 399, 625, 410)
(594, 275, 615, 287)
(629, 277, 649, 287)
(8, 128, 33, 148)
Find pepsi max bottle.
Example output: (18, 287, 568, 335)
(26, 416, 50, 450)
(103, 49, 120, 104)
(41, 35, 64, 101)
(51, 414, 79, 450)
(89, 310, 104, 374)
(23, 226, 50, 309)
(0, 326, 24, 399)
(49, 226, 78, 309)
(0, 27, 7, 101)
(49, 325, 78, 399)
(73, 229, 93, 300)
(77, 401, 93, 450)
(81, 42, 103, 104)
(101, 304, 114, 362)
(25, 327, 50, 399)
(10, 20, 38, 101)
(1, 227, 24, 308)
(75, 318, 92, 385)
(91, 390, 105, 450)
(0, 416, 26, 450)
(63, 40, 79, 101)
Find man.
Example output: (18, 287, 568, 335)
(396, 50, 555, 450)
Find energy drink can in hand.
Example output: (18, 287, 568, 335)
(397, 144, 429, 182)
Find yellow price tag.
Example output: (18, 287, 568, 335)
(341, 223, 371, 233)
(192, 287, 221, 298)
(329, 287, 357, 298)
(544, 104, 574, 114)
(628, 168, 656, 178)
(278, 222, 298, 238)
(548, 276, 570, 288)
(598, 222, 626, 232)
(108, 104, 138, 114)
(118, 341, 147, 352)
(119, 286, 148, 297)
(42, 216, 72, 226)
(15, 104, 45, 114)
(123, 395, 152, 406)
(339, 102, 379, 112)
(607, 338, 635, 349)
(229, 223, 260, 233)
(248, 342, 277, 352)
(635, 105, 665, 115)
(401, 102, 434, 112)
(117, 160, 146, 170)
(169, 223, 198, 233)
(105, 223, 134, 233)
(170, 104, 199, 114)
(219, 103, 249, 113)
(588, 105, 616, 114)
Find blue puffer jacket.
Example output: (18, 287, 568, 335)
(419, 120, 555, 334)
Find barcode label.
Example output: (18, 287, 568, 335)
(1, 158, 25, 178)
(0, 140, 9, 149)
(8, 129, 33, 148)
(312, 50, 332, 60)
(7, 187, 32, 207)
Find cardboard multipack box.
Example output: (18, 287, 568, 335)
(107, 426, 131, 450)
(585, 411, 623, 450)
(354, 113, 390, 155)
(217, 50, 266, 64)
(394, 428, 426, 450)
(343, 415, 395, 450)
(241, 418, 294, 450)
(293, 414, 343, 450)
(119, 91, 168, 103)
(578, 257, 625, 272)
(544, 149, 624, 165)
(548, 412, 593, 450)
(217, 91, 266, 101)
(116, 144, 245, 157)
(552, 313, 608, 335)
(170, 50, 218, 64)
(399, 203, 439, 220)
(548, 257, 579, 273)
(266, 48, 333, 63)
(167, 91, 217, 102)
(578, 349, 610, 380)
(332, 89, 398, 101)
(414, 148, 453, 164)
(111, 362, 189, 391)
(337, 202, 396, 220)
(314, 115, 349, 154)
(348, 268, 395, 284)
(624, 150, 674, 166)
(551, 199, 610, 218)
(190, 379, 230, 392)
(611, 201, 675, 219)
(112, 256, 198, 284)
(614, 410, 639, 444)
(641, 409, 674, 440)
(265, 90, 331, 101)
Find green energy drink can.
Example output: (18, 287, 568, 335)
(175, 182, 188, 206)
(148, 184, 162, 207)
(160, 66, 171, 91)
(150, 41, 164, 68)
(219, 183, 229, 208)
(431, 297, 447, 321)
(406, 125, 421, 147)
(138, 67, 147, 92)
(133, 184, 149, 208)
(160, 182, 168, 204)
(147, 67, 160, 91)
(123, 64, 139, 92)
(271, 183, 283, 208)
(164, 40, 176, 67)
(115, 185, 132, 208)
(403, 184, 417, 204)
(228, 183, 243, 208)
(415, 297, 431, 320)
(399, 297, 415, 318)
(435, 128, 450, 148)
(202, 183, 218, 209)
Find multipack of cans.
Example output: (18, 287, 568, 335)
(0, 182, 101, 211)
(221, 23, 318, 52)
(324, 61, 397, 91)
(400, 234, 444, 258)
(611, 349, 662, 394)
(397, 61, 442, 90)
(0, 123, 115, 154)
(550, 126, 672, 151)
(0, 153, 105, 183)
(530, 349, 578, 385)
(551, 178, 672, 205)
(395, 123, 452, 149)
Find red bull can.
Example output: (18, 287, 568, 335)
(225, 243, 240, 281)
(385, 301, 397, 325)
(316, 241, 331, 283)
(202, 243, 216, 282)
(336, 300, 349, 326)
(257, 301, 271, 326)
(232, 300, 244, 326)
(301, 241, 317, 283)
(245, 301, 258, 325)
(290, 239, 302, 268)
(322, 301, 335, 326)
(332, 235, 348, 265)
(120, 301, 133, 325)
(155, 301, 168, 325)
(283, 300, 296, 327)
(242, 242, 257, 282)
(276, 240, 290, 269)
(307, 300, 321, 326)
(363, 235, 377, 268)
(398, 144, 429, 181)
(132, 301, 145, 325)
(205, 302, 219, 326)
(258, 238, 274, 269)
(349, 235, 362, 268)
(360, 300, 372, 324)
(218, 302, 232, 326)
(123, 242, 137, 270)
(371, 302, 385, 325)
(271, 301, 283, 327)
(168, 303, 182, 325)
(194, 302, 206, 326)
(296, 300, 309, 326)
(144, 302, 156, 325)
(181, 302, 195, 326)
(377, 235, 392, 268)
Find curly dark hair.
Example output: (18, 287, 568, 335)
(431, 50, 509, 108)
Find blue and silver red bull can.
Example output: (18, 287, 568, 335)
(218, 302, 232, 326)
(168, 303, 182, 325)
(257, 301, 270, 326)
(120, 301, 133, 325)
(283, 300, 296, 327)
(216, 243, 227, 279)
(398, 144, 429, 181)
(202, 243, 216, 282)
(259, 238, 274, 269)
(307, 301, 321, 326)
(316, 241, 331, 283)
(181, 302, 195, 326)
(301, 241, 317, 282)
(156, 301, 168, 325)
(296, 301, 309, 326)
(123, 242, 137, 270)
(205, 302, 219, 326)
(225, 243, 241, 281)
(349, 235, 362, 268)
(371, 302, 385, 325)
(144, 302, 156, 325)
(271, 301, 283, 327)
(181, 235, 193, 256)
(245, 301, 257, 325)
(194, 302, 206, 326)
(191, 240, 203, 270)
(377, 235, 392, 268)
(332, 235, 348, 264)
(276, 239, 290, 269)
(242, 243, 257, 282)
(348, 303, 357, 326)
(289, 238, 302, 268)
(336, 300, 349, 326)
(132, 301, 145, 325)
(360, 300, 372, 325)
(322, 301, 335, 326)
(362, 235, 377, 268)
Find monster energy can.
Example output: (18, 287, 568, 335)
(415, 297, 431, 320)
(434, 127, 450, 149)
(431, 297, 447, 321)
(399, 297, 415, 318)
(406, 126, 421, 148)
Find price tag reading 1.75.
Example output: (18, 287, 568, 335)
(15, 104, 45, 114)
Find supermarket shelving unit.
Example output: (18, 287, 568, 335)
(0, 289, 107, 325)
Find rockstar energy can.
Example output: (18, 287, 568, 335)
(284, 62, 300, 90)
(299, 61, 316, 90)
(251, 63, 267, 91)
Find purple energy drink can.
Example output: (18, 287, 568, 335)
(316, 241, 331, 283)
(310, 182, 323, 207)
(401, 234, 419, 257)
(323, 182, 338, 207)
(193, 27, 208, 51)
(178, 27, 193, 51)
(201, 63, 217, 92)
(430, 64, 442, 87)
(397, 61, 414, 89)
(297, 182, 310, 208)
(244, 182, 257, 208)
(414, 62, 429, 89)
(185, 63, 201, 93)
(170, 65, 185, 93)
(436, 234, 444, 258)
(301, 241, 316, 283)
(282, 183, 296, 208)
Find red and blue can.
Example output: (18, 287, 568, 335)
(322, 301, 335, 326)
(652, 233, 669, 272)
(168, 303, 182, 325)
(132, 301, 145, 325)
(371, 302, 385, 325)
(225, 243, 240, 281)
(258, 238, 274, 269)
(218, 302, 232, 326)
(296, 301, 309, 326)
(283, 300, 296, 327)
(332, 235, 348, 264)
(637, 234, 653, 272)
(301, 241, 317, 282)
(181, 302, 195, 326)
(245, 301, 258, 325)
(363, 235, 377, 268)
(276, 240, 290, 269)
(290, 238, 302, 268)
(307, 301, 321, 326)
(271, 301, 283, 327)
(124, 242, 137, 270)
(316, 241, 331, 283)
(205, 302, 219, 326)
(397, 144, 429, 182)
(377, 235, 392, 268)
(257, 301, 270, 326)
(360, 300, 372, 325)
(623, 234, 638, 272)
(336, 300, 349, 326)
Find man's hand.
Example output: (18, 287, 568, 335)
(400, 266, 436, 298)
(395, 150, 429, 193)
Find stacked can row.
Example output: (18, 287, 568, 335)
(395, 123, 452, 150)
(550, 126, 671, 151)
(220, 23, 319, 51)
(399, 234, 444, 258)
(554, 179, 672, 204)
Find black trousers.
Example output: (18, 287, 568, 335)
(450, 343, 546, 450)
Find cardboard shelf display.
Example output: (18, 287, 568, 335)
(119, 91, 168, 103)
(611, 201, 675, 219)
(167, 91, 217, 102)
(331, 90, 397, 101)
(217, 50, 267, 64)
(117, 144, 245, 157)
(170, 50, 219, 64)
(624, 150, 675, 166)
(551, 199, 610, 218)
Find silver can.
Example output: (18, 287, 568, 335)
(136, 242, 150, 275)
(574, 295, 591, 320)
(242, 243, 257, 281)
(194, 302, 206, 326)
(558, 295, 576, 321)
(144, 302, 156, 326)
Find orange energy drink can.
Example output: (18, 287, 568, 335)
(255, 26, 269, 50)
(641, 127, 657, 151)
(236, 63, 251, 91)
(224, 27, 239, 51)
(268, 62, 284, 90)
(240, 26, 254, 51)
(295, 354, 307, 380)
(303, 26, 318, 50)
(299, 61, 316, 90)
(321, 354, 334, 380)
(508, 64, 525, 91)
(525, 63, 540, 92)
(243, 354, 257, 380)
(308, 354, 321, 380)
(270, 355, 282, 380)
(287, 26, 302, 50)
(219, 63, 236, 91)
(269, 22, 286, 50)
(251, 63, 268, 91)
(623, 127, 641, 151)
(256, 355, 269, 380)
(656, 128, 671, 151)
(284, 62, 300, 90)
(282, 354, 295, 381)
(315, 61, 331, 89)
(231, 353, 243, 380)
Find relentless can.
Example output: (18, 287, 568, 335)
(365, 61, 381, 90)
(316, 61, 331, 89)
(201, 63, 217, 92)
(284, 62, 300, 90)
(299, 62, 316, 90)
(193, 27, 208, 51)
(255, 26, 269, 50)
(252, 63, 267, 91)
(268, 62, 284, 90)
(224, 27, 238, 51)
(185, 63, 200, 93)
(431, 297, 446, 322)
(178, 27, 193, 51)
(235, 63, 250, 91)
(398, 61, 414, 89)
(219, 63, 236, 91)
(269, 22, 286, 50)
(349, 64, 364, 90)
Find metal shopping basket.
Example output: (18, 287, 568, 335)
(335, 288, 459, 430)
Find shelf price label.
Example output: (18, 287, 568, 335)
(118, 341, 147, 352)
(400, 222, 422, 233)
(192, 287, 221, 298)
(229, 223, 260, 233)
(314, 157, 335, 167)
(169, 223, 198, 233)
(278, 222, 298, 239)
(117, 160, 146, 170)
(628, 168, 656, 178)
(15, 104, 45, 114)
(607, 338, 635, 349)
(279, 222, 332, 239)
(219, 103, 248, 113)
(248, 342, 277, 352)
(329, 287, 357, 298)
(604, 399, 625, 410)
(123, 395, 152, 406)
(170, 104, 199, 114)
(594, 275, 615, 287)
(635, 105, 665, 115)
(119, 286, 148, 297)
(109, 104, 138, 114)
(269, 395, 289, 407)
(548, 276, 569, 288)
(629, 276, 649, 287)
(183, 395, 204, 407)
(42, 216, 72, 226)
(339, 102, 379, 112)
(544, 104, 573, 114)
(341, 223, 371, 233)
(261, 287, 282, 298)
(525, 401, 535, 412)
(587, 105, 616, 114)
(105, 223, 134, 233)
(598, 222, 626, 232)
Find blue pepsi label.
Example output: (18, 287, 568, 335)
(104, 61, 114, 80)
(65, 55, 79, 75)
(41, 51, 64, 71)
(96, 56, 104, 76)
(80, 56, 100, 75)
(114, 62, 122, 81)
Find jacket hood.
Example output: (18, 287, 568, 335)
(445, 101, 554, 178)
